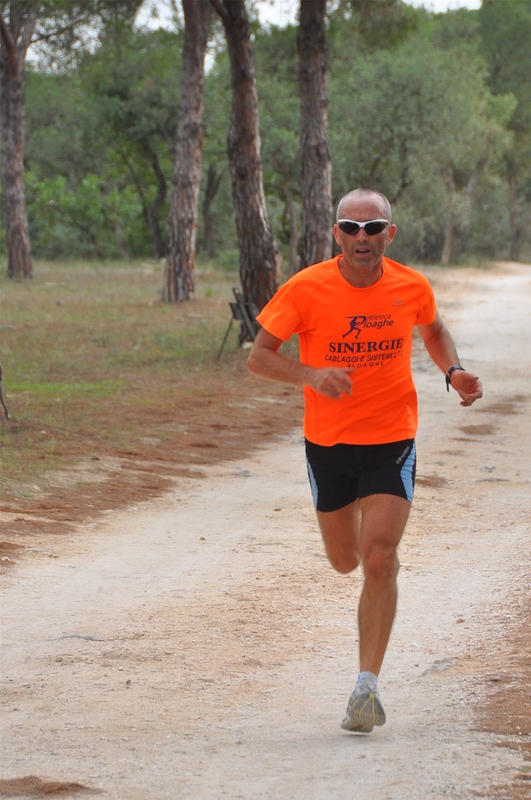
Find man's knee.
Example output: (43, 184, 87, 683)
(328, 550, 360, 575)
(362, 541, 399, 582)
(317, 501, 360, 574)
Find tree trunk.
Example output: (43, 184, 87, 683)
(202, 163, 224, 259)
(452, 150, 489, 257)
(118, 148, 157, 251)
(440, 205, 454, 266)
(0, 360, 10, 420)
(210, 0, 279, 312)
(0, 6, 37, 279)
(284, 184, 299, 276)
(115, 221, 129, 260)
(508, 170, 521, 262)
(144, 142, 167, 260)
(297, 0, 332, 270)
(464, 153, 488, 230)
(441, 172, 455, 266)
(163, 0, 211, 302)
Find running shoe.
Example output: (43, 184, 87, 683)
(340, 680, 386, 733)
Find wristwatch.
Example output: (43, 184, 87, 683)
(446, 365, 466, 392)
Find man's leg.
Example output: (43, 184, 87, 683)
(317, 493, 409, 672)
(316, 499, 361, 574)
(317, 493, 410, 731)
(357, 493, 410, 675)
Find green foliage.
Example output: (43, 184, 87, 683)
(477, 0, 531, 185)
(327, 0, 420, 53)
(25, 172, 147, 259)
(213, 249, 240, 273)
(477, 0, 531, 256)
(13, 0, 531, 268)
(478, 0, 531, 135)
(30, 0, 145, 70)
(198, 51, 233, 257)
(83, 27, 182, 148)
(426, 7, 479, 51)
(25, 69, 97, 182)
(80, 28, 183, 256)
(23, 27, 183, 259)
(255, 27, 299, 194)
(328, 12, 518, 263)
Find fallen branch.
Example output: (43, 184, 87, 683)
(0, 361, 10, 420)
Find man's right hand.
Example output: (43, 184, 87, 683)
(306, 367, 354, 399)
(248, 329, 353, 399)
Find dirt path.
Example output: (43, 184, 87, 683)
(1, 264, 530, 799)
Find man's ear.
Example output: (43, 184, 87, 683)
(387, 224, 397, 245)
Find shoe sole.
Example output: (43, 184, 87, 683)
(341, 690, 386, 732)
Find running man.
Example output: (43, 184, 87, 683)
(248, 188, 482, 733)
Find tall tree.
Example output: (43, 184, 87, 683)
(297, 0, 332, 269)
(478, 0, 531, 261)
(0, 0, 142, 277)
(327, 12, 514, 265)
(199, 48, 231, 260)
(254, 24, 300, 275)
(83, 27, 181, 260)
(210, 0, 279, 312)
(163, 0, 211, 302)
(0, 3, 38, 278)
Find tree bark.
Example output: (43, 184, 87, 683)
(210, 0, 279, 312)
(143, 141, 167, 260)
(0, 5, 37, 279)
(163, 0, 211, 302)
(441, 205, 454, 266)
(457, 150, 489, 248)
(0, 360, 10, 420)
(297, 0, 332, 270)
(441, 171, 455, 266)
(283, 184, 299, 276)
(508, 169, 521, 262)
(464, 153, 488, 228)
(202, 163, 224, 259)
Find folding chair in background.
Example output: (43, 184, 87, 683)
(216, 287, 260, 361)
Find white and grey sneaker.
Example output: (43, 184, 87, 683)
(341, 680, 386, 733)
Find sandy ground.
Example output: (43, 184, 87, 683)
(1, 263, 530, 799)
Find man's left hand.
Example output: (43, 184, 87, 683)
(451, 370, 483, 406)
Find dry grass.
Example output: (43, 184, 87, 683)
(0, 259, 254, 496)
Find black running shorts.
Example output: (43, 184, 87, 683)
(305, 438, 416, 512)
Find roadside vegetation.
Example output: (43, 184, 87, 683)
(3, 1, 531, 278)
(0, 259, 253, 494)
(1, 0, 531, 502)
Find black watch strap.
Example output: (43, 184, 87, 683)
(446, 365, 465, 392)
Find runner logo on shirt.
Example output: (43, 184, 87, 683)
(342, 314, 395, 339)
(342, 316, 366, 339)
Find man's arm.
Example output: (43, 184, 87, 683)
(248, 328, 353, 400)
(416, 312, 483, 407)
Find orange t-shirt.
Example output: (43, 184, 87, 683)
(256, 255, 437, 446)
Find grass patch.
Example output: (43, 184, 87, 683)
(0, 259, 247, 493)
(7, 380, 125, 397)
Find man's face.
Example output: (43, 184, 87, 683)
(333, 195, 396, 280)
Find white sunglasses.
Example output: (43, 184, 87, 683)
(337, 219, 390, 236)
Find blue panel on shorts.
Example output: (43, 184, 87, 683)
(306, 457, 319, 508)
(400, 440, 416, 502)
